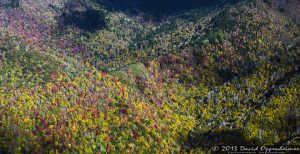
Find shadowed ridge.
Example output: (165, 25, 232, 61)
(96, 0, 241, 21)
(59, 0, 106, 32)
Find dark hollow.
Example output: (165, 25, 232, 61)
(187, 129, 253, 149)
(97, 0, 239, 21)
(0, 0, 20, 8)
(61, 9, 106, 32)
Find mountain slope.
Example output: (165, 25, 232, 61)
(0, 0, 300, 153)
(0, 33, 195, 153)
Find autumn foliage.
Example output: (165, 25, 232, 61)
(0, 0, 299, 153)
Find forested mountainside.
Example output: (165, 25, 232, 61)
(265, 0, 300, 24)
(0, 0, 299, 153)
(97, 0, 239, 21)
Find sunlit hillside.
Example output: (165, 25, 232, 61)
(0, 0, 299, 153)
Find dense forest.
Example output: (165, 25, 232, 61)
(0, 0, 299, 153)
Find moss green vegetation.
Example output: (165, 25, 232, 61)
(0, 0, 299, 153)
